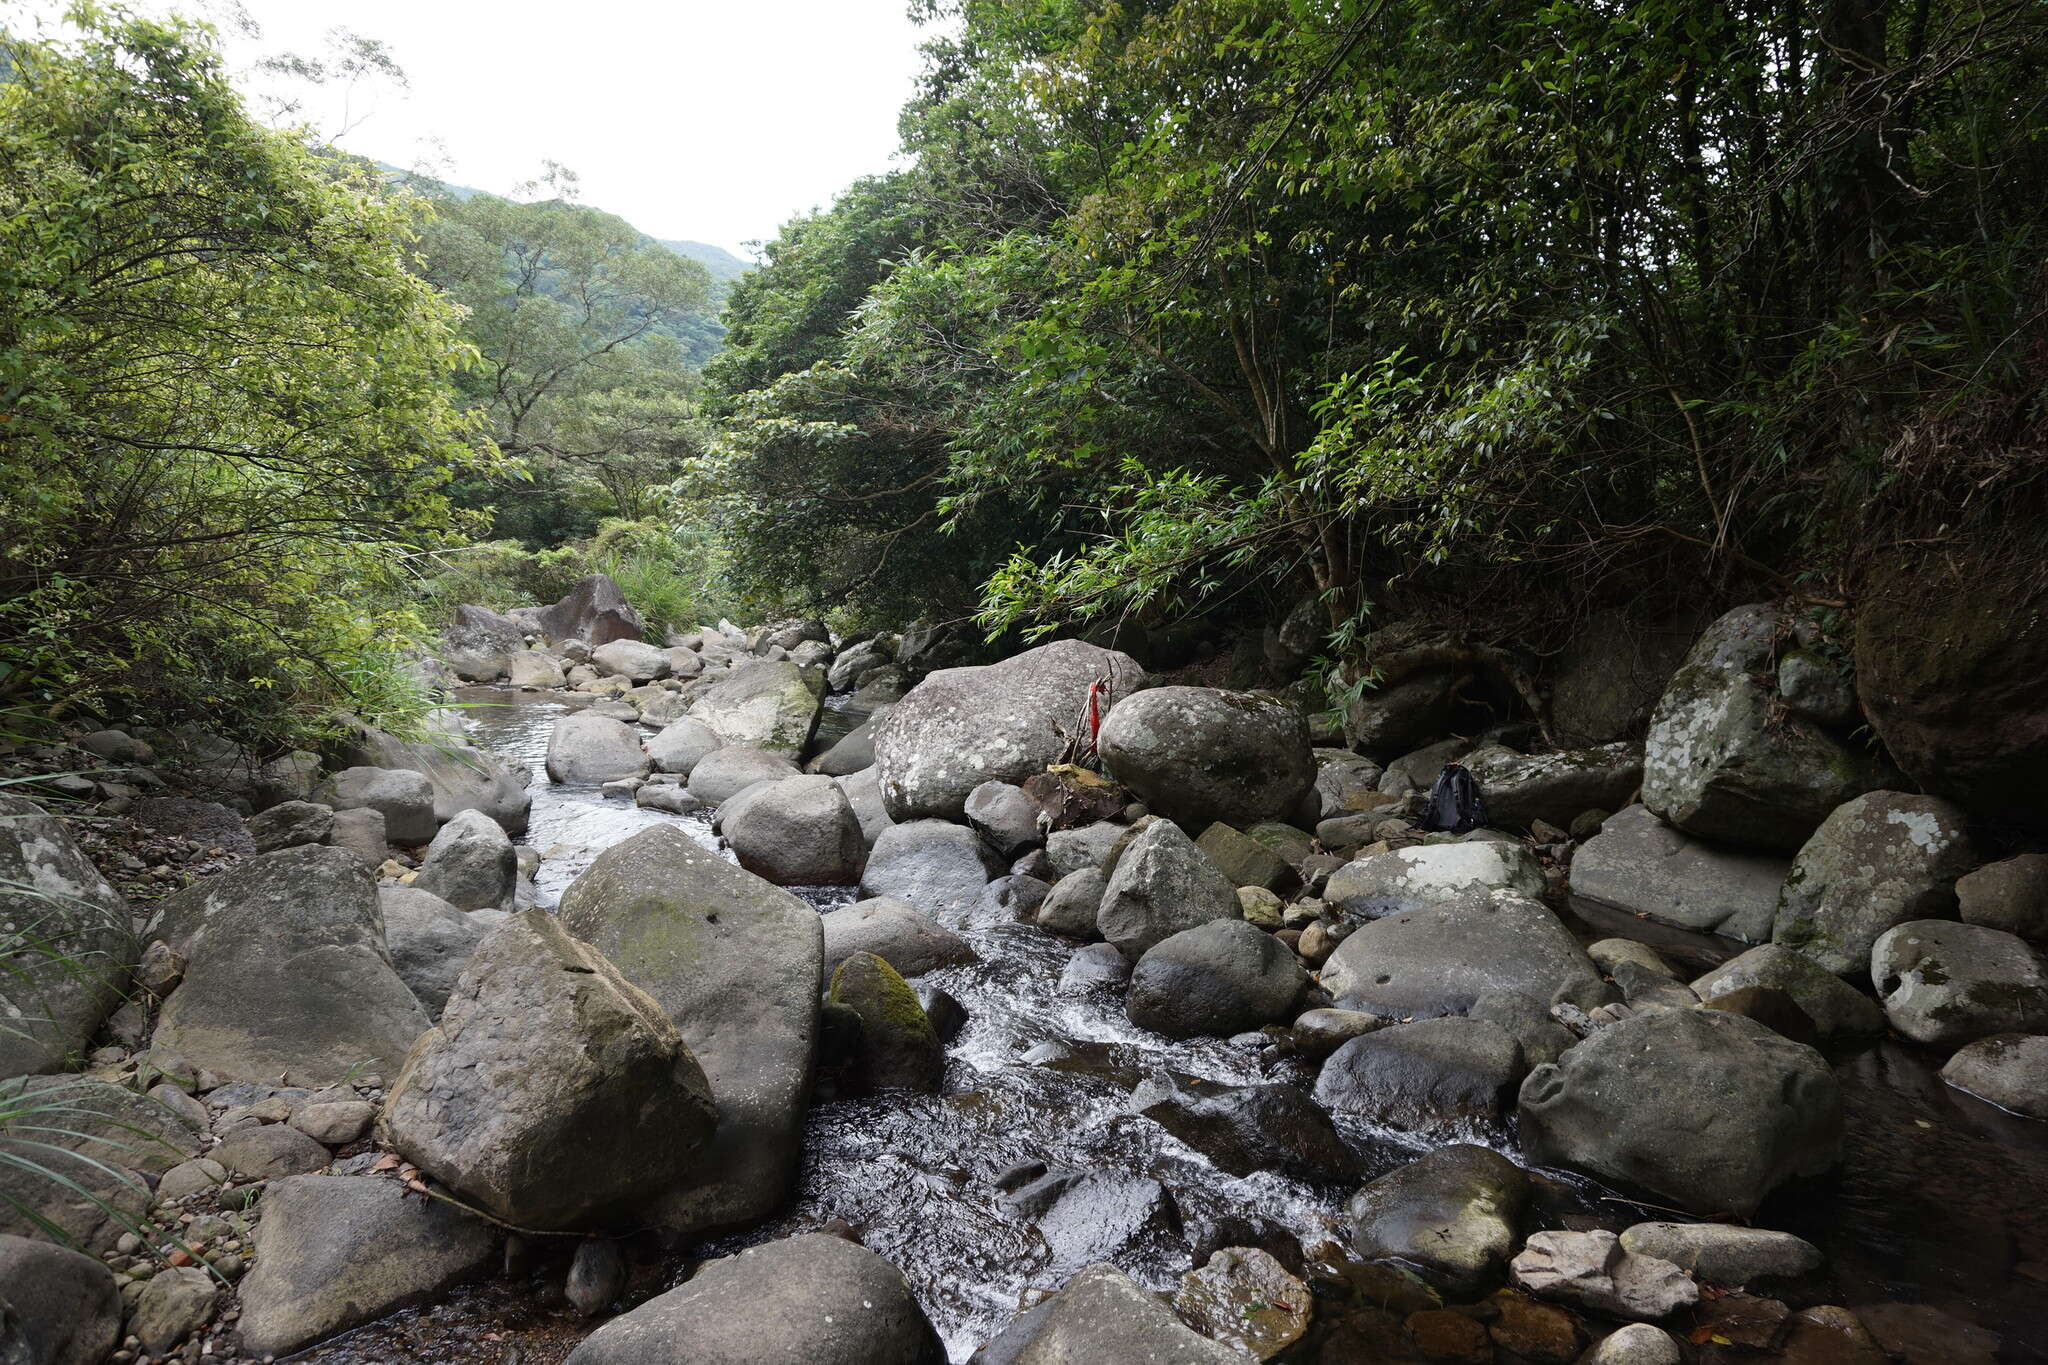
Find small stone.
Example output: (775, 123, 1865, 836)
(1584, 1322, 1682, 1365)
(1510, 1229, 1698, 1320)
(1405, 1308, 1491, 1364)
(1489, 1293, 1585, 1364)
(131, 1265, 216, 1353)
(1172, 1247, 1311, 1361)
(287, 1101, 375, 1146)
(156, 1159, 227, 1204)
(566, 1237, 627, 1316)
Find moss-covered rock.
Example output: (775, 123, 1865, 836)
(827, 951, 943, 1093)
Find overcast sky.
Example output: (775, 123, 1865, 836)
(15, 0, 939, 257)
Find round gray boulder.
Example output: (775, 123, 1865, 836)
(1098, 686, 1315, 831)
(0, 1231, 122, 1365)
(544, 713, 650, 787)
(314, 766, 438, 844)
(377, 885, 487, 1018)
(1314, 1016, 1525, 1130)
(820, 897, 976, 984)
(687, 746, 800, 805)
(859, 819, 1002, 920)
(1942, 1033, 2048, 1118)
(1772, 791, 1978, 976)
(647, 718, 722, 776)
(1126, 919, 1305, 1039)
(721, 774, 865, 886)
(1320, 889, 1608, 1018)
(411, 808, 516, 911)
(1097, 818, 1241, 961)
(1870, 920, 2048, 1046)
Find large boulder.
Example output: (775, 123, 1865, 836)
(1870, 920, 2048, 1047)
(820, 898, 976, 984)
(1570, 804, 1790, 942)
(971, 1261, 1247, 1365)
(1691, 944, 1885, 1040)
(859, 819, 1002, 920)
(689, 746, 800, 804)
(721, 774, 865, 886)
(648, 718, 722, 777)
(545, 712, 650, 786)
(1855, 535, 2048, 826)
(440, 604, 526, 682)
(383, 910, 716, 1231)
(1348, 1144, 1529, 1298)
(314, 765, 437, 845)
(566, 1233, 943, 1365)
(1942, 1033, 2048, 1119)
(1957, 853, 2048, 945)
(1096, 819, 1241, 960)
(0, 1232, 122, 1365)
(1641, 604, 1892, 850)
(591, 639, 670, 682)
(378, 885, 487, 1017)
(557, 827, 821, 1237)
(687, 660, 822, 759)
(537, 573, 643, 646)
(1315, 1017, 1524, 1130)
(965, 780, 1047, 859)
(1325, 841, 1546, 920)
(1321, 890, 1608, 1017)
(0, 1075, 200, 1252)
(150, 846, 430, 1085)
(507, 650, 567, 689)
(1518, 1007, 1842, 1216)
(0, 796, 135, 1080)
(873, 639, 1145, 821)
(235, 1174, 499, 1357)
(1772, 791, 1978, 975)
(1097, 686, 1315, 831)
(1126, 920, 1305, 1039)
(411, 808, 516, 911)
(340, 711, 532, 836)
(1461, 742, 1644, 831)
(1549, 605, 1710, 747)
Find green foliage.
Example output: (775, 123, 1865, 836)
(0, 5, 487, 748)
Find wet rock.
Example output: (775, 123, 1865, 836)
(1197, 823, 1297, 894)
(1489, 1293, 1586, 1364)
(1098, 819, 1241, 960)
(1583, 1323, 1682, 1365)
(966, 780, 1047, 858)
(689, 746, 801, 804)
(1772, 791, 1978, 976)
(875, 639, 1146, 821)
(647, 717, 722, 776)
(1035, 867, 1106, 939)
(0, 795, 136, 1080)
(1128, 919, 1306, 1039)
(1510, 1229, 1697, 1320)
(1058, 942, 1129, 991)
(974, 1261, 1250, 1363)
(150, 846, 430, 1085)
(1003, 1169, 1183, 1274)
(1315, 1017, 1523, 1131)
(215, 1122, 330, 1178)
(1044, 821, 1125, 880)
(1132, 1072, 1360, 1183)
(1641, 604, 1892, 850)
(1870, 920, 2048, 1046)
(1321, 890, 1609, 1018)
(341, 712, 531, 836)
(1174, 1247, 1312, 1361)
(567, 1237, 627, 1316)
(1097, 686, 1315, 832)
(565, 1232, 944, 1365)
(557, 826, 820, 1237)
(411, 808, 517, 911)
(1292, 1007, 1390, 1058)
(828, 951, 944, 1093)
(860, 819, 1003, 919)
(545, 713, 651, 786)
(1853, 1302, 2000, 1365)
(247, 799, 334, 853)
(1348, 1143, 1529, 1298)
(383, 910, 716, 1230)
(1518, 1007, 1841, 1216)
(236, 1173, 499, 1357)
(1461, 742, 1643, 831)
(1619, 1221, 1821, 1283)
(0, 1232, 121, 1365)
(1325, 840, 1547, 918)
(821, 898, 976, 984)
(131, 1264, 215, 1353)
(1570, 804, 1790, 942)
(980, 873, 1052, 923)
(1468, 991, 1578, 1067)
(722, 774, 866, 885)
(1691, 944, 1885, 1040)
(378, 885, 487, 1017)
(687, 659, 821, 758)
(919, 984, 968, 1041)
(1942, 1032, 2048, 1117)
(1776, 1305, 1887, 1365)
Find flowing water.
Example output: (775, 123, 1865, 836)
(301, 690, 2048, 1363)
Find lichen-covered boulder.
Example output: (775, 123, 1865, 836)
(687, 660, 822, 759)
(1570, 804, 1790, 942)
(1518, 1008, 1841, 1216)
(873, 639, 1145, 822)
(1321, 890, 1608, 1018)
(1325, 840, 1546, 920)
(1870, 920, 2048, 1047)
(1642, 604, 1892, 850)
(1096, 819, 1241, 960)
(383, 910, 716, 1231)
(828, 951, 944, 1093)
(1462, 742, 1644, 831)
(1772, 791, 1977, 976)
(557, 827, 820, 1237)
(0, 796, 136, 1080)
(1098, 686, 1314, 831)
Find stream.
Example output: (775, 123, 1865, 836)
(300, 688, 2048, 1364)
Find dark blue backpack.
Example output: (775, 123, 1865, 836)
(1419, 762, 1487, 835)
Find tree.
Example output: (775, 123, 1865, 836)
(0, 5, 485, 744)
